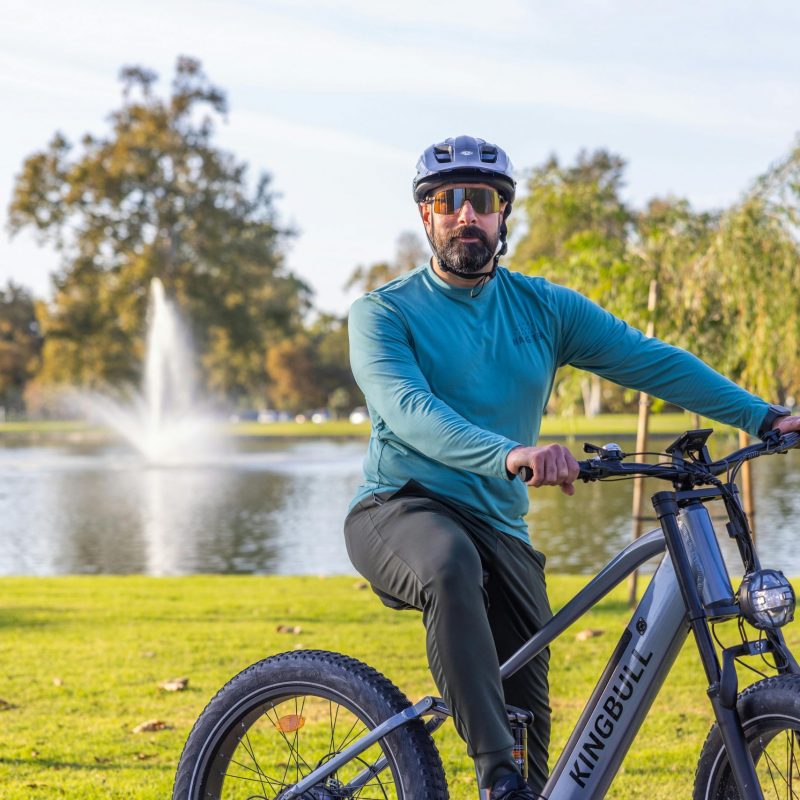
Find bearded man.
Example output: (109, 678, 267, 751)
(343, 135, 799, 799)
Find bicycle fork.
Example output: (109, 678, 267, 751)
(653, 492, 765, 800)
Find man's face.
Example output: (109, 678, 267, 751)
(420, 183, 506, 276)
(420, 183, 506, 275)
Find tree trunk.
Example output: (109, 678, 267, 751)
(581, 375, 603, 418)
(628, 279, 658, 606)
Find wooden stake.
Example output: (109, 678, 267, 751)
(627, 279, 658, 607)
(739, 428, 756, 540)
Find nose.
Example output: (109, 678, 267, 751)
(457, 200, 478, 225)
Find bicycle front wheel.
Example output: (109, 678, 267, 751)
(693, 674, 800, 799)
(173, 650, 448, 800)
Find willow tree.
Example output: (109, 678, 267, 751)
(631, 198, 719, 354)
(8, 57, 309, 402)
(700, 196, 800, 402)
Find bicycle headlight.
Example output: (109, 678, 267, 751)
(738, 569, 796, 629)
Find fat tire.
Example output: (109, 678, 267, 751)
(693, 673, 800, 799)
(172, 649, 448, 800)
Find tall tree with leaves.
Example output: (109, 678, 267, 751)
(510, 150, 635, 414)
(8, 57, 309, 402)
(0, 282, 42, 414)
(700, 196, 800, 401)
(265, 314, 361, 413)
(631, 198, 719, 346)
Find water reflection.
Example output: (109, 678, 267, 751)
(1, 436, 798, 576)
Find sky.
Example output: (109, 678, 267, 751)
(1, 0, 799, 314)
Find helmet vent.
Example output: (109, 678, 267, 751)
(480, 145, 498, 163)
(433, 144, 453, 163)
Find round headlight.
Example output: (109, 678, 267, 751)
(739, 569, 796, 629)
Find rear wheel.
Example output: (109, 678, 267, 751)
(693, 674, 800, 799)
(172, 650, 448, 800)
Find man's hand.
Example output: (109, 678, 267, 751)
(506, 444, 581, 496)
(773, 414, 800, 435)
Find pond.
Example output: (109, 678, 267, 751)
(1, 435, 798, 576)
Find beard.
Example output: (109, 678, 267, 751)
(432, 224, 498, 276)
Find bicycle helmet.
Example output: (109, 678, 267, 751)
(412, 135, 516, 203)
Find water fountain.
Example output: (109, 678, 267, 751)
(85, 277, 221, 463)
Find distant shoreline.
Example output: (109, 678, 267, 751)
(0, 413, 739, 443)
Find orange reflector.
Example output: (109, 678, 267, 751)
(275, 714, 305, 733)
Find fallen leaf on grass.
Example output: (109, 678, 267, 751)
(94, 756, 111, 764)
(136, 752, 156, 760)
(133, 719, 172, 734)
(276, 624, 303, 634)
(158, 677, 189, 692)
(0, 698, 17, 711)
(52, 677, 63, 686)
(575, 629, 604, 641)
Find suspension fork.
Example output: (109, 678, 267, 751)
(653, 491, 765, 800)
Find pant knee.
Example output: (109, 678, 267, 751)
(421, 545, 484, 606)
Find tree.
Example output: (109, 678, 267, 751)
(8, 57, 310, 402)
(628, 197, 720, 364)
(510, 151, 635, 415)
(511, 144, 800, 416)
(345, 231, 427, 293)
(264, 314, 361, 413)
(0, 282, 42, 414)
(699, 195, 800, 401)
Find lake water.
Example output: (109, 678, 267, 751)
(2, 435, 799, 576)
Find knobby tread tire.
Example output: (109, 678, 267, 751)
(172, 649, 448, 800)
(692, 673, 800, 800)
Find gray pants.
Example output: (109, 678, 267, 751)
(343, 481, 552, 793)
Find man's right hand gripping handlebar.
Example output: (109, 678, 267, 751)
(506, 444, 581, 496)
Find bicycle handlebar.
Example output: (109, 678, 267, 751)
(516, 431, 800, 486)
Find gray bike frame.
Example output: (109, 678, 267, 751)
(282, 526, 684, 800)
(536, 531, 685, 798)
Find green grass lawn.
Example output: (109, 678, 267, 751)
(2, 575, 796, 799)
(0, 412, 737, 441)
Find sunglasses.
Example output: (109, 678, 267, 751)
(429, 187, 502, 215)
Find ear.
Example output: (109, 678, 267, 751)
(419, 201, 432, 232)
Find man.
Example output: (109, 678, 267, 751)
(343, 135, 799, 799)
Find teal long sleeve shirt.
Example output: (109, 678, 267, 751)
(348, 263, 770, 541)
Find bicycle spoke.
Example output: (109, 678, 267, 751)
(352, 776, 396, 800)
(226, 754, 285, 790)
(262, 703, 315, 775)
(761, 743, 797, 799)
(348, 763, 396, 800)
(329, 699, 341, 760)
(242, 730, 269, 797)
(334, 715, 370, 753)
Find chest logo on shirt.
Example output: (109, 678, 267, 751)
(512, 320, 546, 346)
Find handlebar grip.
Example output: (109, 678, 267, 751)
(578, 461, 598, 481)
(780, 431, 800, 450)
(518, 464, 598, 482)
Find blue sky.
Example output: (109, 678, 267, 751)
(1, 0, 798, 313)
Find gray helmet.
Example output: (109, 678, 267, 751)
(412, 135, 516, 203)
